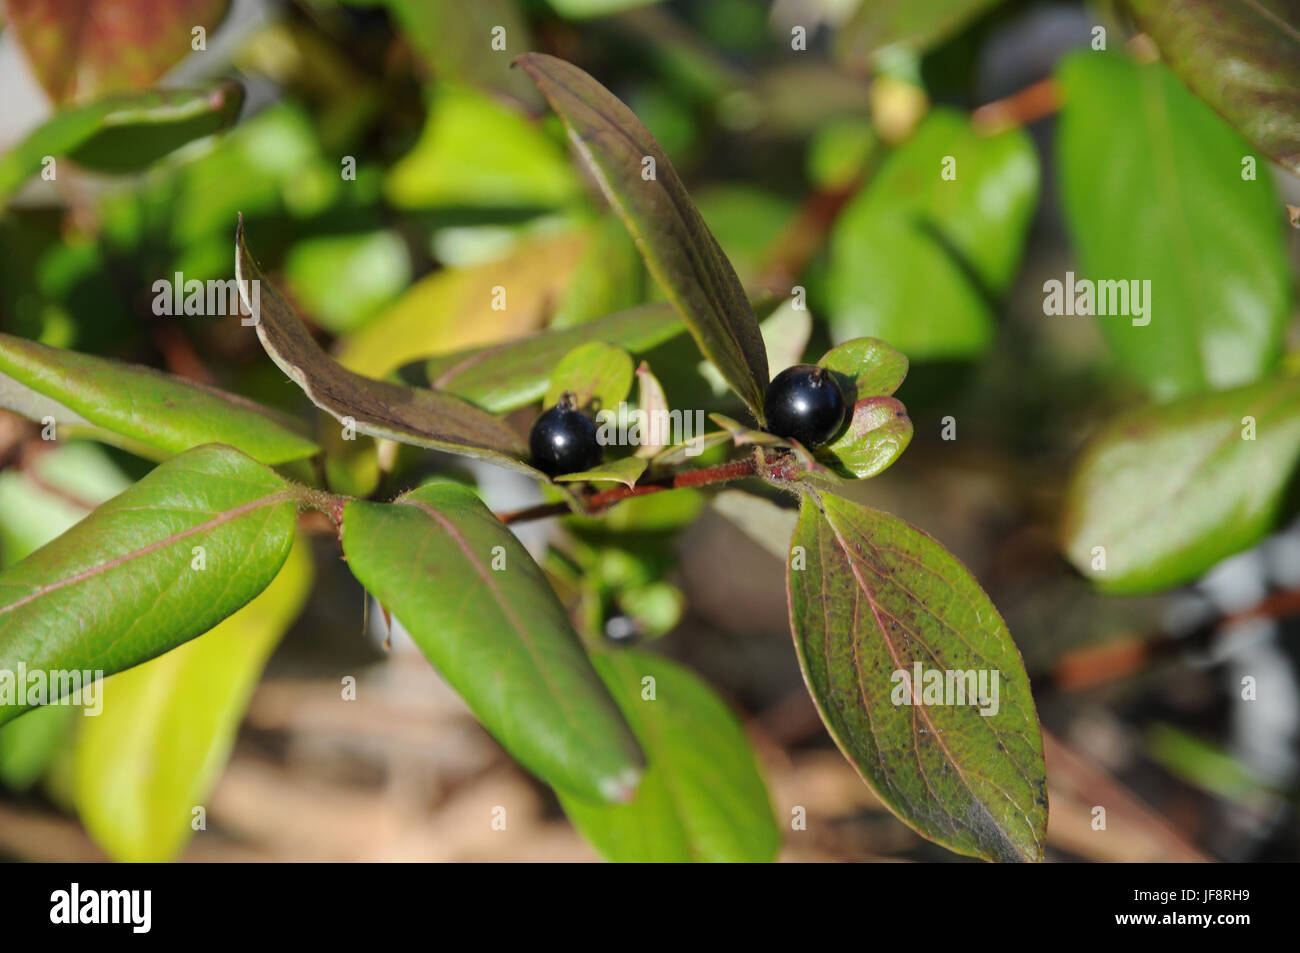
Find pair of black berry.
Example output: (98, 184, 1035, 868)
(528, 365, 846, 476)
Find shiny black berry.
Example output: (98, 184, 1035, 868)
(529, 392, 602, 477)
(763, 364, 847, 448)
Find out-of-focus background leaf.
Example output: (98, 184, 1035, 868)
(2, 0, 231, 105)
(1057, 52, 1291, 401)
(827, 109, 1038, 361)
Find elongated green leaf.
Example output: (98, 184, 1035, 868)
(4, 0, 230, 104)
(544, 341, 634, 413)
(1056, 53, 1290, 400)
(837, 0, 1000, 66)
(0, 81, 244, 201)
(555, 455, 647, 488)
(1125, 0, 1300, 175)
(561, 649, 780, 862)
(787, 491, 1047, 862)
(649, 430, 730, 467)
(827, 109, 1038, 360)
(698, 298, 810, 397)
(74, 535, 312, 862)
(0, 444, 301, 726)
(709, 412, 788, 447)
(236, 217, 534, 473)
(425, 303, 686, 413)
(340, 482, 643, 802)
(0, 331, 318, 464)
(1061, 374, 1300, 594)
(515, 53, 770, 419)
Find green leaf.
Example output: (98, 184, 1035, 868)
(1056, 52, 1291, 400)
(72, 535, 312, 862)
(695, 185, 799, 287)
(4, 0, 230, 105)
(544, 341, 634, 413)
(698, 298, 810, 397)
(814, 336, 913, 479)
(1124, 0, 1300, 176)
(555, 455, 647, 488)
(787, 491, 1047, 862)
(385, 80, 578, 209)
(807, 119, 878, 190)
(550, 214, 646, 329)
(817, 336, 910, 403)
(560, 649, 780, 862)
(0, 703, 76, 790)
(0, 80, 245, 202)
(340, 482, 644, 802)
(547, 0, 661, 19)
(0, 444, 301, 727)
(616, 582, 683, 639)
(236, 217, 535, 473)
(827, 109, 1038, 361)
(0, 442, 129, 791)
(425, 303, 686, 413)
(566, 487, 706, 534)
(515, 53, 771, 419)
(0, 331, 319, 465)
(1061, 374, 1300, 594)
(817, 397, 914, 480)
(283, 230, 410, 335)
(0, 442, 132, 564)
(837, 0, 1000, 67)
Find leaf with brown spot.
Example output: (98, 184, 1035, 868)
(515, 53, 770, 420)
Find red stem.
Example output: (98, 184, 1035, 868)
(496, 455, 765, 525)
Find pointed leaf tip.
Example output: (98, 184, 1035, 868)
(515, 53, 770, 419)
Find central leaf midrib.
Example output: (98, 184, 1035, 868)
(397, 497, 623, 781)
(0, 489, 296, 621)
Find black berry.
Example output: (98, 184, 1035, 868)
(763, 364, 847, 448)
(529, 392, 602, 476)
